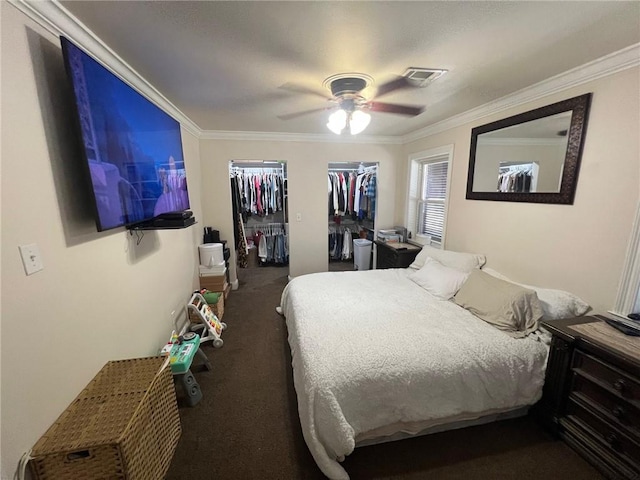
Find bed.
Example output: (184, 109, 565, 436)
(280, 246, 590, 480)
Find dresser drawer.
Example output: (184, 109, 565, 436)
(566, 398, 640, 468)
(374, 242, 420, 269)
(571, 373, 640, 441)
(573, 350, 640, 404)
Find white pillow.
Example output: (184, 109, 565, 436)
(482, 268, 590, 320)
(408, 257, 470, 300)
(409, 244, 486, 273)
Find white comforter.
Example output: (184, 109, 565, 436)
(281, 268, 549, 480)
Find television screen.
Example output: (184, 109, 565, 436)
(61, 36, 190, 231)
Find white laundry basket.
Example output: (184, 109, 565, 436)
(353, 239, 372, 270)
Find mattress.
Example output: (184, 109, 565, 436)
(281, 268, 550, 480)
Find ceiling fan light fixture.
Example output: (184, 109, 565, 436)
(327, 109, 347, 134)
(349, 110, 371, 135)
(327, 108, 371, 135)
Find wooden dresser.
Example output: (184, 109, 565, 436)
(539, 316, 640, 479)
(374, 241, 421, 269)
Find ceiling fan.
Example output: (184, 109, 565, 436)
(277, 73, 428, 134)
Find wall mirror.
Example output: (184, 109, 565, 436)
(466, 93, 591, 204)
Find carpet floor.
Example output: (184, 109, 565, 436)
(166, 265, 603, 480)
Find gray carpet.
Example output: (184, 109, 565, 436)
(166, 265, 603, 479)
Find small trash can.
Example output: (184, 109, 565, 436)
(353, 239, 372, 270)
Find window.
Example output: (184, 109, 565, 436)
(406, 146, 453, 246)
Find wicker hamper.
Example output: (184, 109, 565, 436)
(29, 357, 181, 480)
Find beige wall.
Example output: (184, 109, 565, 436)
(1, 5, 203, 477)
(199, 140, 402, 282)
(399, 68, 640, 314)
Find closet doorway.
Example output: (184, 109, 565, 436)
(229, 161, 289, 278)
(328, 162, 378, 272)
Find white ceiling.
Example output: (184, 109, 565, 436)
(59, 1, 640, 137)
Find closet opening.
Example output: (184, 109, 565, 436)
(229, 161, 289, 278)
(328, 162, 378, 272)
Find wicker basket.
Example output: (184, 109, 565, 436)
(213, 292, 224, 319)
(29, 357, 181, 480)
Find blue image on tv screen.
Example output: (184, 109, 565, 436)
(61, 37, 190, 231)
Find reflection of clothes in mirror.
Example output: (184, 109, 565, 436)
(497, 169, 532, 193)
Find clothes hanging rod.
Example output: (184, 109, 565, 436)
(328, 166, 377, 173)
(231, 162, 285, 170)
(499, 165, 532, 172)
(328, 162, 376, 166)
(499, 161, 534, 168)
(232, 160, 283, 165)
(231, 165, 283, 169)
(231, 167, 283, 173)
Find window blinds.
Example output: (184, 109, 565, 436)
(418, 160, 448, 243)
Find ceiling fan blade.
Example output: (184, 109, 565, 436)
(368, 101, 424, 116)
(277, 106, 332, 121)
(373, 76, 413, 99)
(278, 82, 332, 100)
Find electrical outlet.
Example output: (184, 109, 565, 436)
(296, 212, 302, 222)
(19, 243, 44, 275)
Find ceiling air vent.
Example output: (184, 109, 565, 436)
(403, 67, 447, 87)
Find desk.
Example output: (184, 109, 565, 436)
(374, 241, 421, 269)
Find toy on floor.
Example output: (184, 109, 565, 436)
(160, 330, 211, 407)
(186, 292, 227, 348)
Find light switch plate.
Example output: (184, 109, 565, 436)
(19, 243, 44, 275)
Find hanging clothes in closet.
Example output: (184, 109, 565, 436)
(249, 223, 289, 266)
(497, 166, 533, 193)
(231, 170, 285, 218)
(328, 226, 357, 261)
(328, 169, 377, 221)
(230, 167, 286, 255)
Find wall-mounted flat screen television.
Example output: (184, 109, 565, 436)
(60, 36, 190, 231)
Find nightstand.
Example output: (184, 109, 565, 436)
(374, 241, 421, 269)
(538, 315, 640, 479)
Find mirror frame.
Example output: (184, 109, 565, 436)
(466, 93, 591, 204)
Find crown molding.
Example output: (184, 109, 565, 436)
(402, 43, 640, 144)
(199, 130, 402, 144)
(10, 1, 639, 145)
(9, 0, 202, 137)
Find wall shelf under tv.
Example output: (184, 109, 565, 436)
(128, 220, 197, 231)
